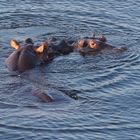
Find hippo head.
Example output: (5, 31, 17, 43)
(87, 34, 108, 50)
(74, 39, 101, 51)
(74, 34, 112, 53)
(5, 39, 46, 72)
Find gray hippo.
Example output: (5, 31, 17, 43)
(74, 33, 127, 55)
(5, 37, 74, 72)
(44, 38, 73, 55)
(5, 38, 47, 72)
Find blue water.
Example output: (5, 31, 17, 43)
(0, 0, 140, 139)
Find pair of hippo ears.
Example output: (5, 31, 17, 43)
(10, 39, 46, 53)
(93, 32, 107, 42)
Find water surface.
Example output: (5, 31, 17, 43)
(0, 0, 140, 139)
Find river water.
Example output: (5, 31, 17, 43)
(0, 0, 140, 139)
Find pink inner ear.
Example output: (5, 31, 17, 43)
(10, 40, 21, 50)
(34, 43, 46, 53)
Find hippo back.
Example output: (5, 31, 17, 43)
(5, 50, 20, 71)
(17, 46, 39, 72)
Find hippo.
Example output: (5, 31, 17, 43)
(5, 38, 48, 72)
(74, 33, 127, 55)
(5, 37, 74, 72)
(5, 34, 127, 72)
(44, 38, 74, 55)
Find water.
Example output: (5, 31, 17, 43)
(0, 0, 140, 139)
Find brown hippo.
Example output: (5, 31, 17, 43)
(74, 33, 127, 55)
(44, 38, 74, 55)
(5, 38, 47, 72)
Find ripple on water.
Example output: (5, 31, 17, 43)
(0, 0, 140, 139)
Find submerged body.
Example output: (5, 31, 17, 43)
(5, 34, 127, 103)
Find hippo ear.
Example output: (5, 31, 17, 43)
(10, 39, 21, 50)
(34, 43, 47, 53)
(99, 35, 107, 42)
(93, 32, 96, 38)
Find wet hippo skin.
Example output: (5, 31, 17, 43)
(5, 39, 46, 72)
